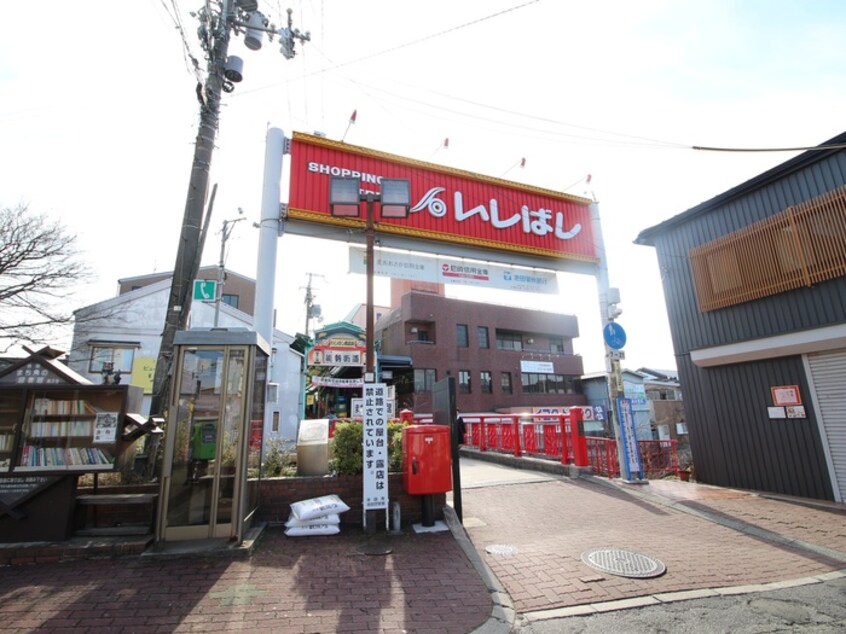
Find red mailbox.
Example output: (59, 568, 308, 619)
(402, 424, 452, 495)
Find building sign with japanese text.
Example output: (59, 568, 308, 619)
(349, 247, 559, 294)
(310, 376, 364, 389)
(362, 383, 389, 513)
(309, 348, 364, 367)
(308, 323, 367, 368)
(0, 362, 64, 386)
(616, 397, 643, 481)
(288, 133, 597, 268)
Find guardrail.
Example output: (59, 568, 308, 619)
(411, 411, 678, 479)
(458, 411, 588, 467)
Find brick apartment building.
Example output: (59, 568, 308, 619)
(376, 287, 587, 414)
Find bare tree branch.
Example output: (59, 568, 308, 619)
(0, 203, 93, 349)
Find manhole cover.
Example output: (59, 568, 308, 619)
(580, 548, 666, 578)
(486, 544, 518, 556)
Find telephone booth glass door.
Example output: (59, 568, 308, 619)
(157, 330, 267, 543)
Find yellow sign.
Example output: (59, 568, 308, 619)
(131, 357, 157, 394)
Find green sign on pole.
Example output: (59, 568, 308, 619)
(193, 279, 217, 302)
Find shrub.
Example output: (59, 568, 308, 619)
(263, 438, 297, 477)
(331, 419, 407, 475)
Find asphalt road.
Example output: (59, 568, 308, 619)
(516, 576, 846, 633)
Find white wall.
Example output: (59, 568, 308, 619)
(68, 281, 303, 455)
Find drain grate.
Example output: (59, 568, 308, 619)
(485, 544, 518, 556)
(580, 548, 666, 578)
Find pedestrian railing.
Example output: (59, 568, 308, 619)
(586, 437, 679, 478)
(411, 410, 678, 479)
(459, 411, 588, 466)
(586, 436, 620, 478)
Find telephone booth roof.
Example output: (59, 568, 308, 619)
(174, 328, 270, 355)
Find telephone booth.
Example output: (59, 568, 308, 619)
(156, 328, 268, 545)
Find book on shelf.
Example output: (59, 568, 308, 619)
(19, 444, 114, 468)
(31, 398, 96, 416)
(28, 420, 94, 438)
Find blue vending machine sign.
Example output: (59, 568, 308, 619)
(616, 397, 643, 481)
(603, 322, 627, 350)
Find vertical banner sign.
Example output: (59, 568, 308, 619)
(616, 397, 643, 481)
(362, 383, 389, 516)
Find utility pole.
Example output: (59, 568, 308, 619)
(149, 1, 233, 418)
(149, 2, 309, 418)
(302, 273, 325, 336)
(590, 201, 629, 480)
(214, 211, 246, 326)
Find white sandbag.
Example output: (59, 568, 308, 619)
(285, 513, 340, 528)
(289, 494, 350, 521)
(284, 523, 341, 537)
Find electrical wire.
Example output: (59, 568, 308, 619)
(157, 0, 204, 83)
(329, 75, 684, 150)
(162, 1, 846, 157)
(692, 143, 846, 153)
(233, 0, 539, 96)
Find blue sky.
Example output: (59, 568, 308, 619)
(1, 0, 845, 372)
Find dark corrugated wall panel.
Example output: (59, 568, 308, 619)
(656, 151, 846, 354)
(679, 355, 834, 499)
(652, 148, 846, 500)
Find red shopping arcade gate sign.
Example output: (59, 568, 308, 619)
(286, 132, 598, 270)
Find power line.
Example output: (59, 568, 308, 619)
(156, 0, 203, 83)
(692, 143, 846, 153)
(234, 0, 540, 96)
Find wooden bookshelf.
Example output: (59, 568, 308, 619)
(0, 385, 140, 474)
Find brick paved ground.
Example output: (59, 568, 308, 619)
(0, 529, 491, 634)
(3, 463, 846, 634)
(679, 495, 846, 553)
(461, 477, 846, 614)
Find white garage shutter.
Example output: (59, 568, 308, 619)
(807, 350, 846, 502)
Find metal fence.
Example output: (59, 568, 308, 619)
(451, 413, 678, 479)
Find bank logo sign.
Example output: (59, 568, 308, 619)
(349, 246, 559, 295)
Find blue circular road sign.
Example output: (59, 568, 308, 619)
(603, 322, 627, 350)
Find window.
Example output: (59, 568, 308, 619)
(688, 184, 846, 311)
(414, 368, 437, 392)
(500, 372, 512, 394)
(221, 293, 239, 309)
(88, 345, 136, 374)
(456, 324, 469, 348)
(496, 331, 522, 351)
(480, 371, 492, 393)
(416, 330, 429, 342)
(675, 422, 688, 435)
(521, 373, 580, 394)
(458, 370, 471, 393)
(272, 411, 280, 432)
(549, 337, 565, 353)
(477, 326, 489, 349)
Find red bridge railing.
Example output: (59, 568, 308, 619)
(411, 411, 678, 478)
(459, 411, 588, 467)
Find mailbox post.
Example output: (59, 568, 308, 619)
(402, 424, 452, 527)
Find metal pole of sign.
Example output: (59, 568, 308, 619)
(589, 201, 629, 480)
(364, 195, 376, 381)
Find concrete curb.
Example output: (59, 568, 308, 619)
(443, 506, 515, 633)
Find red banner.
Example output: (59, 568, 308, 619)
(288, 133, 597, 263)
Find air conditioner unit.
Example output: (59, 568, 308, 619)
(410, 327, 418, 333)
